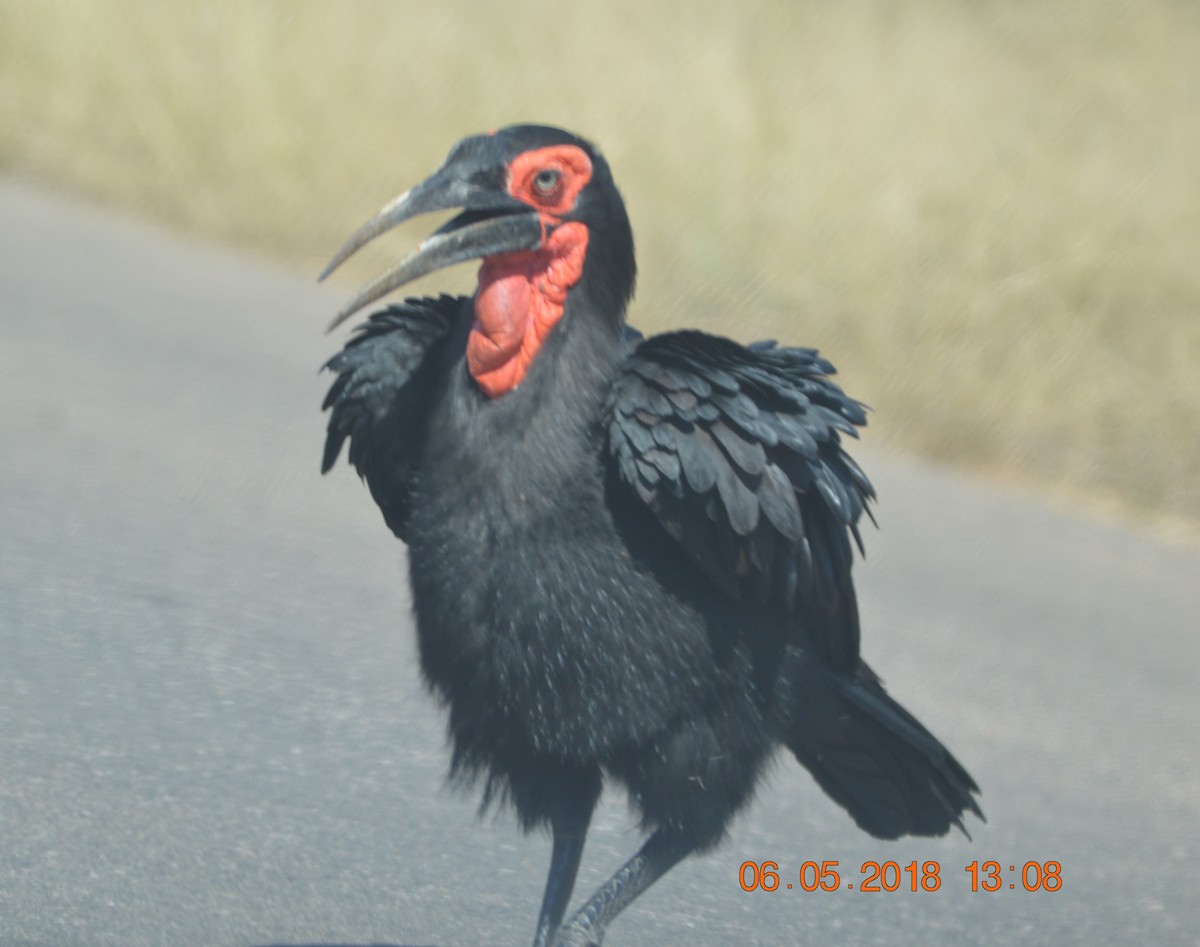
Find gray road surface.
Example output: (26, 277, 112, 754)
(1, 180, 1197, 946)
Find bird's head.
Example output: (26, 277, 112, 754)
(321, 125, 636, 397)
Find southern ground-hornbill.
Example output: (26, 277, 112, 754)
(318, 125, 982, 946)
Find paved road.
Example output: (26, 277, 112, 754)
(1, 180, 1197, 947)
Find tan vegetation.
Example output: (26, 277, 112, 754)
(2, 0, 1197, 526)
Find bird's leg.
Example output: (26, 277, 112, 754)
(531, 804, 594, 947)
(552, 830, 692, 947)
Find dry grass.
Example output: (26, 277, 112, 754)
(2, 0, 1198, 524)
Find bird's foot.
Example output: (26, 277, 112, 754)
(551, 919, 603, 947)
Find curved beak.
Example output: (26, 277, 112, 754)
(320, 165, 542, 331)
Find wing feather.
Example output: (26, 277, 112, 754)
(606, 329, 874, 667)
(321, 295, 458, 539)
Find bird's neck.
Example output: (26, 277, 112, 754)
(429, 285, 624, 517)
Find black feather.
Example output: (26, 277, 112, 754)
(320, 296, 457, 538)
(605, 328, 877, 666)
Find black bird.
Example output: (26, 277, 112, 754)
(319, 125, 982, 946)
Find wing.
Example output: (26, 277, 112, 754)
(606, 329, 874, 669)
(321, 295, 459, 540)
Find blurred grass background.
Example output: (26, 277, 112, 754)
(2, 0, 1197, 528)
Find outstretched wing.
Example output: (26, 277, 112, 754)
(606, 329, 874, 669)
(321, 295, 460, 540)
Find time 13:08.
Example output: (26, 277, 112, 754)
(965, 860, 1063, 892)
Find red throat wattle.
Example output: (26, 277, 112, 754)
(468, 221, 588, 398)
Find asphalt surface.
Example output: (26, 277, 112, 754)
(1, 179, 1197, 947)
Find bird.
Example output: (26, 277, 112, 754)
(318, 124, 982, 946)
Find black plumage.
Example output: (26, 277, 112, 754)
(318, 125, 981, 946)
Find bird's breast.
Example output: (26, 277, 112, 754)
(403, 465, 725, 760)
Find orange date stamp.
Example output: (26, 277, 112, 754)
(739, 859, 1063, 893)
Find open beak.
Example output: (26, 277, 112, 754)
(319, 164, 542, 331)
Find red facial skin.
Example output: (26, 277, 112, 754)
(467, 145, 593, 398)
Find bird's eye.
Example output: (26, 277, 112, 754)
(532, 168, 562, 196)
